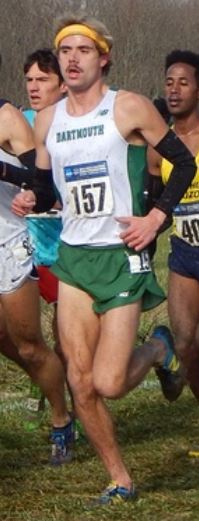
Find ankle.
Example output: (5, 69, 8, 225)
(111, 477, 132, 491)
(52, 414, 72, 428)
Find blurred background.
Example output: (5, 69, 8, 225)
(0, 0, 198, 105)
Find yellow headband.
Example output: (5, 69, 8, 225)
(54, 24, 110, 54)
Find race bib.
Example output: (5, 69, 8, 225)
(12, 236, 33, 261)
(175, 213, 199, 246)
(64, 161, 114, 218)
(127, 251, 151, 274)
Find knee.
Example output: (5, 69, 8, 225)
(93, 369, 125, 399)
(67, 362, 95, 406)
(17, 337, 47, 366)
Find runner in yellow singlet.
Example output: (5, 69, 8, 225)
(148, 50, 199, 457)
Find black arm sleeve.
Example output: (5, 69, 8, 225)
(154, 129, 196, 215)
(145, 173, 165, 212)
(0, 147, 57, 211)
(32, 167, 57, 212)
(146, 172, 172, 233)
(146, 172, 172, 235)
(18, 149, 36, 168)
(0, 160, 34, 188)
(0, 149, 36, 188)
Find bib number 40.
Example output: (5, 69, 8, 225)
(182, 218, 199, 245)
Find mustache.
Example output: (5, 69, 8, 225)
(66, 65, 83, 73)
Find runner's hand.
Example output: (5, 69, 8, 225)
(11, 190, 36, 216)
(117, 208, 165, 250)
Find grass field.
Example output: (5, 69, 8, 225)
(0, 232, 199, 521)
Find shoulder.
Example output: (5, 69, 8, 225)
(0, 101, 29, 127)
(0, 102, 34, 149)
(115, 89, 157, 129)
(114, 90, 156, 144)
(116, 89, 153, 114)
(0, 101, 16, 122)
(0, 102, 34, 158)
(0, 101, 18, 116)
(115, 89, 168, 147)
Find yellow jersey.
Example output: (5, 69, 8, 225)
(161, 152, 199, 246)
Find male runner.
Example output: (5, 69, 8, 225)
(0, 54, 73, 464)
(12, 15, 197, 503)
(148, 50, 199, 438)
(23, 48, 67, 352)
(0, 50, 65, 361)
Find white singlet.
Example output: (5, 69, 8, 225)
(0, 147, 33, 293)
(0, 147, 27, 245)
(46, 89, 146, 247)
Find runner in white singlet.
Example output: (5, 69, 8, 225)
(0, 94, 70, 464)
(11, 15, 197, 504)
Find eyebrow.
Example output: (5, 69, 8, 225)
(166, 75, 189, 81)
(59, 44, 95, 51)
(25, 74, 50, 80)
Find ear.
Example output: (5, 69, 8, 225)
(60, 82, 68, 96)
(99, 53, 110, 70)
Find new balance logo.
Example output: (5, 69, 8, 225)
(97, 109, 109, 116)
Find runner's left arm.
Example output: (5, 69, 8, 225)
(117, 96, 196, 250)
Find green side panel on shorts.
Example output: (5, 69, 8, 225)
(127, 144, 147, 215)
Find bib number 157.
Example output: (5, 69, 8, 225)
(68, 177, 113, 218)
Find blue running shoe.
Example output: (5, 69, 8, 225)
(89, 481, 137, 506)
(50, 419, 74, 465)
(152, 325, 185, 402)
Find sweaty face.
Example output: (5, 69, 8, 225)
(58, 34, 108, 92)
(165, 62, 199, 117)
(25, 62, 65, 111)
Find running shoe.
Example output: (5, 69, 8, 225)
(89, 481, 137, 506)
(152, 325, 185, 402)
(188, 447, 199, 458)
(50, 419, 74, 465)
